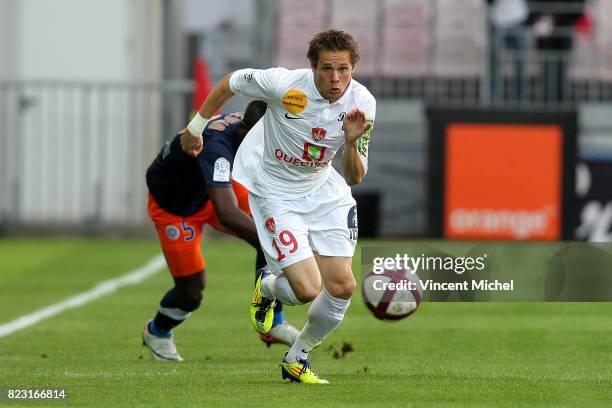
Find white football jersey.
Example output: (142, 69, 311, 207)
(230, 67, 376, 199)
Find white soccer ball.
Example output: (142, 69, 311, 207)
(362, 268, 422, 320)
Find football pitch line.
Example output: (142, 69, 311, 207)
(0, 253, 166, 338)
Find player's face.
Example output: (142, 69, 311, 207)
(313, 50, 353, 103)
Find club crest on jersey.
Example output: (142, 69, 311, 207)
(264, 217, 276, 234)
(165, 225, 181, 241)
(311, 127, 327, 142)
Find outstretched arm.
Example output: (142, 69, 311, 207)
(181, 74, 235, 157)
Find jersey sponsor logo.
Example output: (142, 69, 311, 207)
(165, 225, 181, 241)
(209, 121, 227, 131)
(311, 127, 327, 142)
(208, 113, 243, 132)
(213, 157, 231, 182)
(225, 113, 242, 124)
(302, 142, 326, 161)
(284, 113, 303, 120)
(357, 120, 374, 156)
(282, 89, 307, 114)
(265, 217, 276, 234)
(274, 148, 330, 168)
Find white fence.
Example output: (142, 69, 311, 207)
(0, 80, 192, 233)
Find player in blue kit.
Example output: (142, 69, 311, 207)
(142, 100, 299, 362)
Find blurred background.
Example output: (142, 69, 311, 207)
(0, 0, 611, 241)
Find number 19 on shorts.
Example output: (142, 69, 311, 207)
(272, 230, 298, 261)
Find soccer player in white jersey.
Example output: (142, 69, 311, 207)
(180, 29, 375, 384)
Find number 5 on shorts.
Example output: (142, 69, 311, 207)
(181, 222, 195, 241)
(272, 230, 298, 261)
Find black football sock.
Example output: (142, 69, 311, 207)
(152, 287, 200, 335)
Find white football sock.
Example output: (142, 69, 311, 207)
(260, 274, 277, 299)
(285, 288, 350, 363)
(262, 274, 302, 306)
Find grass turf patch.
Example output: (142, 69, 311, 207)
(1, 238, 611, 407)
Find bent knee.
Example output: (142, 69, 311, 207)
(176, 287, 204, 310)
(326, 276, 356, 300)
(175, 271, 206, 309)
(293, 285, 320, 303)
(183, 291, 204, 310)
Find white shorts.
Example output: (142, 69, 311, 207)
(249, 171, 358, 274)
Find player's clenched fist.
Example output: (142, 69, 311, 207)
(343, 108, 372, 145)
(180, 130, 203, 157)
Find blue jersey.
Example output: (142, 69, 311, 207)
(146, 112, 243, 217)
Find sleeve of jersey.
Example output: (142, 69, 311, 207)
(357, 96, 376, 171)
(229, 68, 287, 102)
(200, 139, 233, 188)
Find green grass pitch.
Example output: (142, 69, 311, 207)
(1, 238, 611, 407)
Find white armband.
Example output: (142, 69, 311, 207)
(187, 112, 209, 138)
